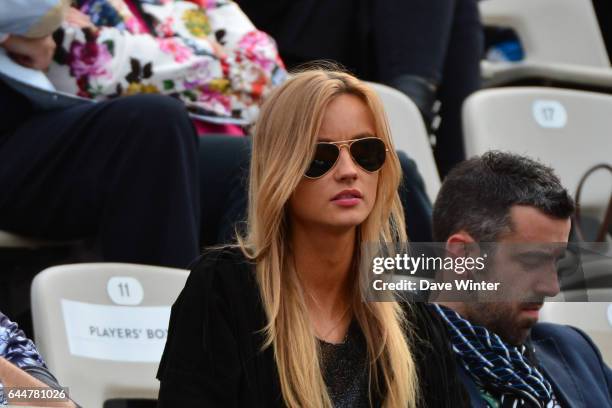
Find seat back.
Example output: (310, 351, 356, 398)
(540, 300, 612, 365)
(480, 0, 609, 67)
(463, 87, 612, 217)
(366, 81, 441, 202)
(31, 263, 189, 407)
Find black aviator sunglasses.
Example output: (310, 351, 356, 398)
(305, 137, 389, 179)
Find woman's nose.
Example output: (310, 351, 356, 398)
(333, 146, 358, 181)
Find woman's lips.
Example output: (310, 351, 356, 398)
(331, 190, 363, 207)
(332, 197, 362, 207)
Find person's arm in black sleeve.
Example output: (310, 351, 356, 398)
(157, 253, 242, 407)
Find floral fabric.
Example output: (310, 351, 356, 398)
(0, 312, 47, 370)
(48, 0, 287, 124)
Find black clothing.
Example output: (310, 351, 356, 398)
(235, 0, 483, 177)
(397, 151, 433, 242)
(0, 79, 200, 268)
(157, 247, 469, 407)
(198, 135, 250, 247)
(592, 0, 612, 65)
(319, 322, 369, 408)
(157, 248, 283, 407)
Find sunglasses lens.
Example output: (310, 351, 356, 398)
(305, 144, 339, 178)
(351, 138, 386, 171)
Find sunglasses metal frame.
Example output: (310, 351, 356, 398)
(304, 136, 389, 179)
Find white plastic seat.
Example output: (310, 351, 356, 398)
(481, 61, 612, 92)
(540, 300, 612, 365)
(480, 0, 608, 68)
(366, 81, 441, 203)
(479, 0, 612, 89)
(31, 263, 189, 407)
(463, 87, 612, 219)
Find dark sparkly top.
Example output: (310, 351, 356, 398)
(319, 321, 370, 408)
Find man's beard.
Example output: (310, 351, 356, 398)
(466, 302, 541, 346)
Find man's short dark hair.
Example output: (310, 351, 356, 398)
(432, 151, 575, 242)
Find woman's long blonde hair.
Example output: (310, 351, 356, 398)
(238, 68, 418, 408)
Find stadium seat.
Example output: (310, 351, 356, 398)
(480, 0, 608, 67)
(540, 300, 612, 365)
(31, 263, 189, 407)
(463, 87, 612, 220)
(366, 81, 441, 202)
(479, 0, 612, 91)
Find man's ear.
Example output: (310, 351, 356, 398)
(445, 231, 476, 258)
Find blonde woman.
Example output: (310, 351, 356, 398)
(157, 69, 467, 407)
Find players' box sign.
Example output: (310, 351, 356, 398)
(61, 299, 171, 363)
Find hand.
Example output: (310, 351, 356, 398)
(65, 7, 96, 30)
(0, 35, 56, 71)
(210, 39, 227, 60)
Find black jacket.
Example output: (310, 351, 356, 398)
(157, 247, 469, 407)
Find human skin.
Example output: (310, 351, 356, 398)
(289, 93, 381, 343)
(442, 205, 572, 345)
(0, 357, 76, 407)
(1, 34, 56, 70)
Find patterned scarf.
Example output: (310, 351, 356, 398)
(431, 304, 554, 408)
